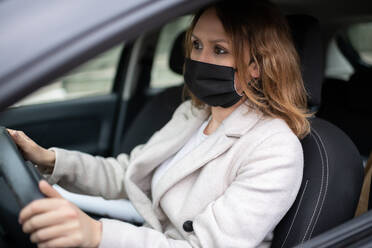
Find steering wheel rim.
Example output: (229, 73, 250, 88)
(0, 127, 44, 248)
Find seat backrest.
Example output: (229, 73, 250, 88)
(272, 118, 363, 247)
(271, 15, 364, 247)
(287, 15, 324, 111)
(120, 15, 364, 248)
(120, 85, 183, 154)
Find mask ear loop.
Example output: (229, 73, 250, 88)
(234, 78, 260, 97)
(233, 69, 245, 97)
(234, 83, 244, 97)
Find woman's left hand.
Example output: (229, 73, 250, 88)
(19, 180, 102, 248)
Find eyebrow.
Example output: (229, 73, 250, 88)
(192, 34, 229, 44)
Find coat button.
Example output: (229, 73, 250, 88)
(183, 220, 193, 232)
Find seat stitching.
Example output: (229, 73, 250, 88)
(301, 131, 325, 243)
(281, 179, 309, 248)
(308, 129, 329, 239)
(302, 131, 324, 242)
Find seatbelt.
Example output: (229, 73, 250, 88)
(355, 152, 372, 217)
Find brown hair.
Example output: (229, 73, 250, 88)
(184, 0, 312, 139)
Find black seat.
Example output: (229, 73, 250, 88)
(272, 15, 363, 247)
(120, 15, 364, 248)
(119, 84, 183, 154)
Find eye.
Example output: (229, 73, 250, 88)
(214, 45, 228, 55)
(192, 40, 202, 50)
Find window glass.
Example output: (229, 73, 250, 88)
(325, 38, 354, 81)
(150, 15, 192, 88)
(347, 22, 372, 65)
(13, 44, 123, 107)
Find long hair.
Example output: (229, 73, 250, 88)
(184, 0, 312, 139)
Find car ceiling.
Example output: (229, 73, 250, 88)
(274, 0, 372, 24)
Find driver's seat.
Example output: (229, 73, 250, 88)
(271, 15, 364, 247)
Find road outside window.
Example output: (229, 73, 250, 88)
(325, 22, 372, 81)
(150, 15, 192, 88)
(348, 22, 372, 65)
(13, 45, 123, 107)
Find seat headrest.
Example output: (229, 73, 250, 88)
(168, 14, 324, 108)
(286, 14, 324, 108)
(169, 31, 186, 75)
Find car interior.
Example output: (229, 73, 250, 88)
(0, 0, 371, 247)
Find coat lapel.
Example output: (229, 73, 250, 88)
(127, 103, 209, 186)
(152, 127, 235, 209)
(151, 102, 264, 210)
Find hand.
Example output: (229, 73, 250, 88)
(7, 129, 55, 170)
(19, 180, 102, 248)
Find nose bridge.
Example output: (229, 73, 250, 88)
(190, 41, 216, 64)
(195, 47, 212, 64)
(198, 49, 209, 62)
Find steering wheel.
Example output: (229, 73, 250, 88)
(0, 127, 45, 248)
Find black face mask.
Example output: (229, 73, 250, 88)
(184, 58, 242, 108)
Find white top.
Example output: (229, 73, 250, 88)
(151, 119, 209, 195)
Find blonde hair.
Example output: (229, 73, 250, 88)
(184, 0, 312, 139)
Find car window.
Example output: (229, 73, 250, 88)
(150, 15, 192, 89)
(325, 37, 354, 81)
(347, 22, 372, 65)
(13, 44, 124, 107)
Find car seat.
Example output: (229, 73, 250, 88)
(119, 15, 364, 248)
(271, 15, 363, 248)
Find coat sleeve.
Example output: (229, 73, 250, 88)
(97, 131, 304, 248)
(42, 100, 194, 199)
(43, 144, 144, 199)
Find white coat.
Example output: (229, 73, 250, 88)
(47, 100, 303, 248)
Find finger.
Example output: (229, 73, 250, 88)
(19, 198, 66, 224)
(18, 130, 32, 141)
(37, 234, 83, 248)
(6, 128, 16, 134)
(6, 129, 28, 154)
(12, 130, 33, 144)
(30, 220, 79, 243)
(8, 130, 26, 145)
(23, 208, 77, 233)
(6, 128, 18, 139)
(39, 180, 62, 198)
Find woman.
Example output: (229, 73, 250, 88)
(10, 0, 311, 247)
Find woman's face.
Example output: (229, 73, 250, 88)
(190, 7, 260, 98)
(190, 8, 234, 68)
(190, 8, 250, 96)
